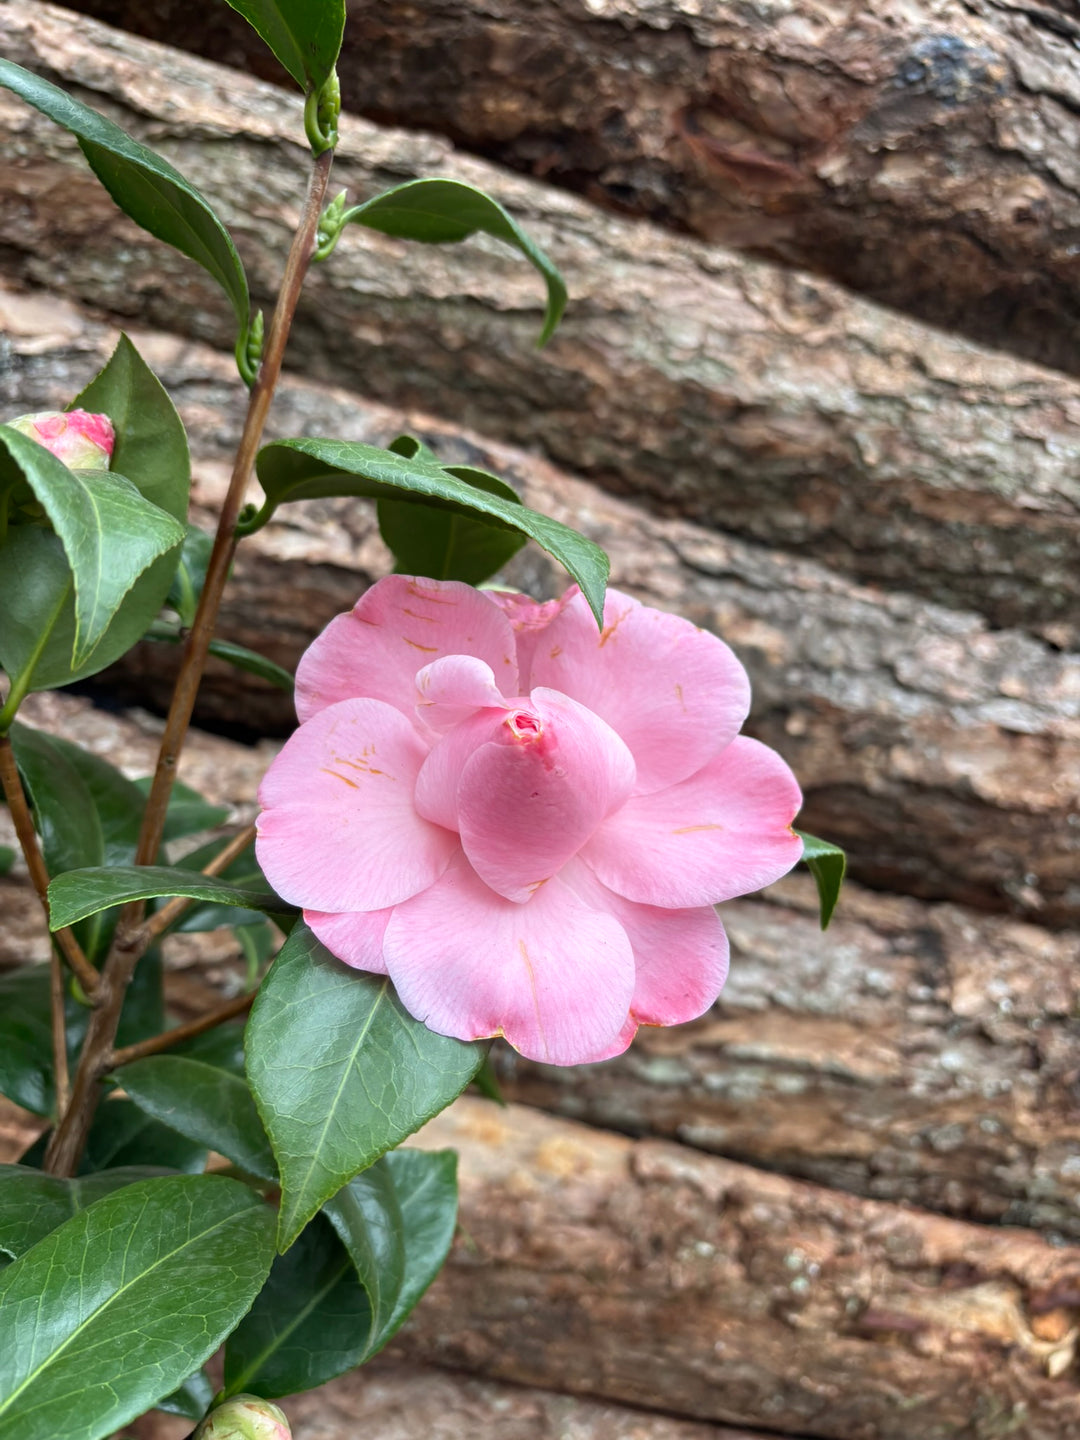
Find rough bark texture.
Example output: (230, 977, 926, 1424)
(4, 692, 1080, 1237)
(5, 285, 1078, 926)
(3, 4, 1080, 642)
(398, 1099, 1080, 1440)
(58, 0, 1080, 381)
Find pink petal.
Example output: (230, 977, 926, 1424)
(582, 736, 803, 908)
(588, 1014, 639, 1062)
(415, 654, 508, 733)
(295, 575, 518, 724)
(384, 853, 635, 1065)
(529, 588, 751, 794)
(456, 688, 636, 902)
(305, 907, 392, 973)
(256, 698, 456, 910)
(563, 860, 729, 1026)
(413, 709, 504, 833)
(486, 587, 578, 690)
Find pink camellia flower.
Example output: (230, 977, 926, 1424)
(256, 576, 802, 1065)
(6, 409, 115, 470)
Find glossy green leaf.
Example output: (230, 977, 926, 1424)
(37, 731, 152, 962)
(8, 723, 106, 965)
(47, 736, 146, 869)
(11, 728, 174, 978)
(22, 1095, 208, 1175)
(0, 1164, 169, 1261)
(322, 1162, 403, 1355)
(360, 1148, 458, 1357)
(335, 178, 566, 344)
(209, 638, 296, 694)
(0, 425, 184, 668)
(796, 830, 847, 930)
(134, 777, 230, 845)
(116, 949, 168, 1055)
(165, 525, 213, 627)
(156, 1369, 214, 1422)
(378, 438, 527, 584)
(84, 1097, 208, 1175)
(0, 1174, 275, 1440)
(71, 334, 190, 522)
(119, 1056, 275, 1182)
(247, 923, 484, 1250)
(169, 836, 269, 933)
(223, 1216, 370, 1399)
(220, 0, 345, 91)
(0, 954, 159, 1121)
(173, 1022, 248, 1077)
(251, 438, 608, 625)
(0, 967, 86, 1117)
(47, 865, 296, 930)
(0, 59, 250, 350)
(0, 335, 193, 696)
(9, 724, 103, 889)
(0, 520, 179, 697)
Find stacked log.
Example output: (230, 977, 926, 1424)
(55, 0, 1080, 378)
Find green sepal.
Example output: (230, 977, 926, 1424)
(795, 829, 847, 930)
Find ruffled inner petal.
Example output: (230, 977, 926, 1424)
(529, 587, 752, 794)
(456, 688, 636, 902)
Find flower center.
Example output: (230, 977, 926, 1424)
(506, 709, 543, 742)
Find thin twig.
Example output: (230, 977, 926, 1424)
(132, 146, 334, 876)
(43, 147, 335, 1179)
(50, 950, 70, 1118)
(108, 991, 256, 1070)
(143, 823, 257, 942)
(0, 734, 100, 999)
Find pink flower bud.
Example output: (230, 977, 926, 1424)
(193, 1395, 291, 1440)
(6, 409, 115, 471)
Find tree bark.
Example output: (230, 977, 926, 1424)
(400, 1099, 1080, 1440)
(3, 3, 1080, 643)
(4, 285, 1079, 926)
(57, 0, 1080, 380)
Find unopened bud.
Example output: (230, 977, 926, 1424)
(193, 1395, 291, 1440)
(7, 410, 115, 470)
